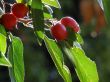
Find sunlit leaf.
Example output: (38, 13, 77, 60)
(0, 33, 7, 55)
(64, 47, 99, 82)
(75, 33, 84, 45)
(44, 36, 72, 82)
(27, 0, 32, 5)
(44, 12, 53, 19)
(8, 36, 24, 82)
(0, 25, 11, 67)
(0, 52, 12, 67)
(16, 0, 22, 3)
(41, 0, 61, 8)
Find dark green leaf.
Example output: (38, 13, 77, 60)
(102, 0, 110, 24)
(8, 36, 24, 82)
(34, 31, 44, 46)
(44, 36, 72, 82)
(0, 24, 6, 36)
(31, 0, 45, 45)
(66, 27, 76, 46)
(64, 47, 99, 82)
(41, 0, 61, 8)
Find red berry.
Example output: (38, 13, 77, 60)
(12, 3, 29, 18)
(1, 13, 17, 30)
(51, 23, 68, 41)
(60, 16, 80, 32)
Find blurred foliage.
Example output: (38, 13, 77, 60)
(0, 0, 110, 82)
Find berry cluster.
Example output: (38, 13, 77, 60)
(0, 3, 29, 30)
(50, 17, 80, 41)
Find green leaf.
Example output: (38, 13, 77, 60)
(75, 33, 84, 45)
(31, 0, 43, 9)
(0, 33, 7, 54)
(43, 5, 53, 19)
(8, 36, 24, 82)
(44, 12, 53, 19)
(16, 0, 22, 3)
(34, 31, 44, 46)
(0, 25, 11, 67)
(0, 24, 6, 36)
(16, 0, 27, 3)
(64, 47, 99, 82)
(102, 0, 110, 24)
(41, 0, 61, 8)
(27, 0, 32, 5)
(31, 0, 45, 45)
(44, 36, 72, 82)
(0, 52, 12, 67)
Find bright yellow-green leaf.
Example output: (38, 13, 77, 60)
(16, 0, 22, 3)
(0, 25, 11, 67)
(8, 36, 24, 82)
(0, 33, 7, 55)
(75, 33, 84, 45)
(44, 36, 72, 82)
(42, 0, 61, 8)
(64, 47, 99, 82)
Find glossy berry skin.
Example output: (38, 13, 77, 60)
(1, 13, 17, 30)
(60, 16, 80, 32)
(51, 23, 68, 41)
(12, 3, 28, 18)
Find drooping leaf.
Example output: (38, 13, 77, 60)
(41, 0, 61, 8)
(0, 52, 12, 67)
(8, 36, 24, 82)
(64, 47, 99, 82)
(0, 26, 11, 67)
(44, 35, 72, 82)
(31, 0, 45, 45)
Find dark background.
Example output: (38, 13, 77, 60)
(0, 0, 110, 82)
